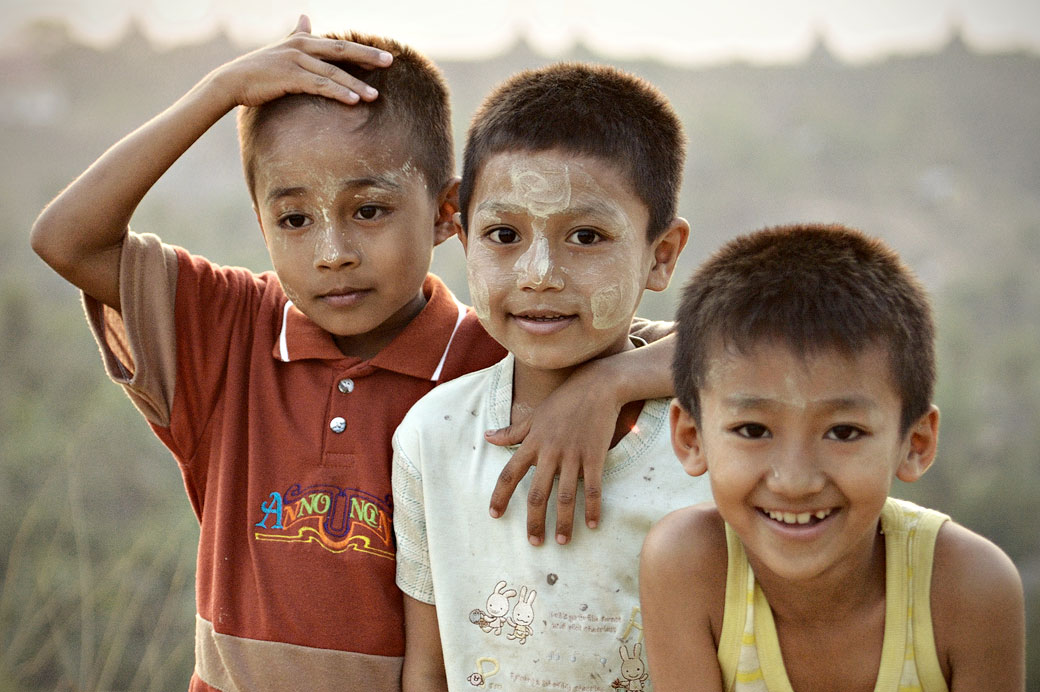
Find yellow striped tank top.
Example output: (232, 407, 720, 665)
(717, 497, 949, 692)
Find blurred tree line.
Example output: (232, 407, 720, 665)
(1, 20, 1037, 689)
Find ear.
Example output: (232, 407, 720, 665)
(645, 217, 690, 292)
(433, 177, 461, 247)
(670, 398, 708, 477)
(254, 205, 268, 243)
(896, 405, 939, 482)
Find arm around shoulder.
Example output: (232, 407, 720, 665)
(930, 521, 1025, 692)
(640, 505, 727, 692)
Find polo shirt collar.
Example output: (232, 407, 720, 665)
(272, 274, 468, 381)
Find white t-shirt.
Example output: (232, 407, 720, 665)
(393, 354, 712, 691)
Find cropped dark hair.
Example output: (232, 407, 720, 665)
(459, 62, 685, 241)
(673, 223, 935, 434)
(238, 32, 453, 199)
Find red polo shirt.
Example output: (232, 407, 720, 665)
(85, 232, 505, 691)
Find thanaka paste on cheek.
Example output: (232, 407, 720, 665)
(590, 283, 631, 329)
(468, 271, 491, 321)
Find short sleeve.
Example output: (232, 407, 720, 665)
(392, 426, 436, 604)
(82, 231, 179, 426)
(630, 316, 674, 344)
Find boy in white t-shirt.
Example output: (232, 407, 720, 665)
(392, 63, 713, 691)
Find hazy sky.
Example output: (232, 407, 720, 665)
(3, 0, 1039, 62)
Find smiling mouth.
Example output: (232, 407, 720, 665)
(761, 508, 835, 525)
(516, 314, 571, 322)
(511, 311, 577, 334)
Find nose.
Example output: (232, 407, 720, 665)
(514, 235, 564, 291)
(765, 439, 826, 498)
(313, 223, 361, 270)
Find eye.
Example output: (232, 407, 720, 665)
(280, 213, 311, 230)
(567, 228, 603, 246)
(825, 425, 865, 442)
(487, 227, 520, 244)
(354, 204, 386, 221)
(733, 423, 771, 440)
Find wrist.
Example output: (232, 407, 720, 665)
(191, 67, 241, 118)
(573, 356, 627, 411)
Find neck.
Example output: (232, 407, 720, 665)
(510, 336, 642, 446)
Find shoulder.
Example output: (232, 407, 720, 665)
(396, 359, 504, 443)
(641, 504, 727, 601)
(930, 520, 1024, 686)
(640, 505, 728, 649)
(931, 520, 1023, 611)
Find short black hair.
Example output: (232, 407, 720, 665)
(238, 32, 453, 199)
(459, 62, 685, 241)
(673, 223, 935, 434)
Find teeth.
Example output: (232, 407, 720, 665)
(765, 508, 832, 524)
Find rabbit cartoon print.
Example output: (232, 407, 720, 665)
(470, 580, 538, 645)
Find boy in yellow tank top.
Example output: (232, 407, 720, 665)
(640, 224, 1024, 691)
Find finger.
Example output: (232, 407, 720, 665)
(553, 459, 580, 544)
(291, 34, 393, 69)
(292, 14, 311, 35)
(526, 457, 558, 546)
(293, 53, 375, 104)
(488, 448, 535, 518)
(485, 418, 531, 448)
(581, 458, 604, 530)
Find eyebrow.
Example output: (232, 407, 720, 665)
(473, 199, 624, 224)
(721, 394, 879, 412)
(265, 176, 404, 204)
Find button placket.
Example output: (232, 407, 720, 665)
(329, 377, 355, 435)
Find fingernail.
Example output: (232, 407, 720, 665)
(489, 508, 501, 519)
(365, 86, 378, 98)
(528, 535, 543, 547)
(556, 534, 568, 545)
(346, 90, 359, 103)
(587, 520, 597, 530)
(484, 429, 498, 437)
(378, 51, 392, 65)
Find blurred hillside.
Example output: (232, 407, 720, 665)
(1, 20, 1038, 689)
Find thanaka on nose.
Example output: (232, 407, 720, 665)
(514, 235, 561, 290)
(313, 222, 361, 270)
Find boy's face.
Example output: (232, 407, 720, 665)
(460, 149, 685, 374)
(251, 102, 456, 358)
(670, 342, 938, 585)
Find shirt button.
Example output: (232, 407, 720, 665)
(330, 417, 347, 434)
(338, 378, 355, 394)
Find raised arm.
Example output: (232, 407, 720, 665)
(30, 15, 390, 310)
(486, 330, 675, 544)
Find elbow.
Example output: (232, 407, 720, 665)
(30, 208, 66, 270)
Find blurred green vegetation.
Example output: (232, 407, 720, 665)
(1, 22, 1037, 690)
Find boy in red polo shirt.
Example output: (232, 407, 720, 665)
(30, 17, 674, 691)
